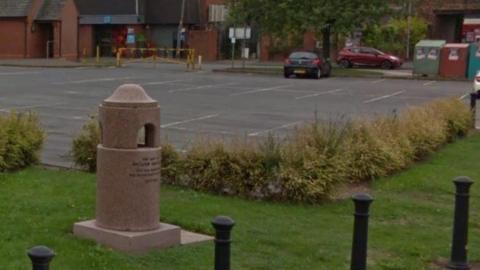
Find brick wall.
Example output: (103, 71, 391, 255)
(60, 0, 79, 60)
(188, 29, 218, 61)
(0, 19, 26, 58)
(78, 25, 93, 57)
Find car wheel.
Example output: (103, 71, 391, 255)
(381, 61, 393, 70)
(340, 59, 351, 69)
(313, 69, 322, 79)
(284, 72, 290, 78)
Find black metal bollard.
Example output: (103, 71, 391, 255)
(448, 176, 474, 270)
(212, 216, 235, 270)
(351, 193, 374, 270)
(470, 93, 477, 127)
(27, 246, 55, 270)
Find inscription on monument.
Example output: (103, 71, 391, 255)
(130, 157, 160, 183)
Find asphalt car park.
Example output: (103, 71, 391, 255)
(0, 64, 472, 167)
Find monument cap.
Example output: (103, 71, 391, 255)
(103, 84, 157, 108)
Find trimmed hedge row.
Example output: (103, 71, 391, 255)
(72, 98, 472, 203)
(0, 112, 44, 171)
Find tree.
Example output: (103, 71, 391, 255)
(227, 0, 390, 39)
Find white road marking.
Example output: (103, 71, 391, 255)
(169, 82, 236, 93)
(161, 114, 219, 128)
(294, 88, 344, 100)
(166, 126, 235, 135)
(371, 79, 386, 84)
(0, 71, 41, 76)
(248, 121, 303, 137)
(143, 79, 190, 86)
(423, 80, 436, 86)
(52, 76, 135, 85)
(459, 92, 471, 100)
(229, 85, 290, 96)
(363, 90, 405, 104)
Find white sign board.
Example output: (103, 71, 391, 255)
(229, 27, 251, 39)
(230, 37, 236, 44)
(242, 48, 250, 59)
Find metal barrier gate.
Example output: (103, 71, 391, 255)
(116, 48, 196, 70)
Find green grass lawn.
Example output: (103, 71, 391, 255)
(2, 135, 480, 269)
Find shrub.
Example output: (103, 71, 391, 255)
(71, 116, 100, 172)
(363, 17, 428, 58)
(0, 111, 44, 171)
(71, 98, 472, 203)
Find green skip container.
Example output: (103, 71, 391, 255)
(468, 43, 480, 79)
(413, 40, 446, 76)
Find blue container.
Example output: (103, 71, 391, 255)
(468, 43, 480, 79)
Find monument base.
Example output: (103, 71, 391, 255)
(73, 220, 181, 253)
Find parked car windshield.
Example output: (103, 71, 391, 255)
(289, 52, 318, 59)
(360, 47, 385, 55)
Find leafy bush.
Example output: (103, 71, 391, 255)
(71, 116, 100, 172)
(71, 98, 472, 203)
(363, 16, 428, 58)
(0, 111, 44, 171)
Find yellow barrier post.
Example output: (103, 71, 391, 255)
(82, 48, 87, 63)
(116, 50, 121, 67)
(96, 45, 100, 64)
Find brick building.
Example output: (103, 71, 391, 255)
(0, 0, 79, 59)
(420, 0, 480, 42)
(76, 0, 225, 60)
(0, 0, 225, 60)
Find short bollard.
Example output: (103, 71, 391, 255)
(212, 216, 235, 270)
(27, 246, 55, 270)
(448, 176, 474, 270)
(470, 93, 477, 127)
(351, 193, 374, 270)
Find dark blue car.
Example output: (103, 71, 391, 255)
(284, 51, 331, 79)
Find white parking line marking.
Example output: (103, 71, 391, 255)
(423, 80, 436, 86)
(363, 90, 405, 104)
(248, 121, 303, 137)
(230, 85, 290, 96)
(166, 126, 235, 135)
(52, 76, 135, 85)
(459, 92, 471, 100)
(0, 71, 41, 76)
(161, 114, 220, 128)
(143, 79, 190, 86)
(372, 79, 386, 84)
(295, 88, 344, 100)
(169, 82, 236, 93)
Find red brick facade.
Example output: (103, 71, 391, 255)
(0, 19, 26, 58)
(0, 0, 79, 59)
(188, 29, 218, 61)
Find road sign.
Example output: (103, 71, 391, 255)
(103, 16, 112, 24)
(230, 37, 236, 44)
(229, 27, 251, 39)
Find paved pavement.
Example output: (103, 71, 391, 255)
(0, 63, 473, 168)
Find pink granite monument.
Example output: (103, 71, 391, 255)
(73, 84, 181, 253)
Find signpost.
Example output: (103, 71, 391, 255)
(229, 27, 251, 68)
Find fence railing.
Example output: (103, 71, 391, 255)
(115, 48, 196, 70)
(25, 176, 473, 270)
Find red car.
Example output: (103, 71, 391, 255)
(337, 47, 403, 69)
